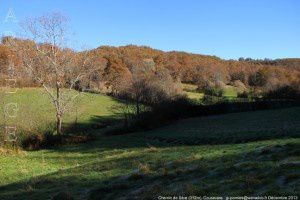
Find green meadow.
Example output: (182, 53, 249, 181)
(0, 88, 299, 199)
(182, 83, 238, 102)
(0, 88, 120, 137)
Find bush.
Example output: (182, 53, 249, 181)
(263, 85, 300, 100)
(20, 131, 91, 150)
(196, 79, 213, 92)
(129, 96, 194, 130)
(237, 91, 249, 98)
(21, 134, 44, 150)
(248, 71, 268, 87)
(202, 95, 223, 105)
(230, 71, 246, 83)
(232, 80, 247, 93)
(204, 86, 224, 97)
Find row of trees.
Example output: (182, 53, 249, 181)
(1, 39, 299, 95)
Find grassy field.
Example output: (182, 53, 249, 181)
(140, 107, 300, 144)
(185, 91, 204, 100)
(182, 83, 238, 101)
(0, 88, 120, 138)
(0, 103, 299, 199)
(223, 85, 238, 98)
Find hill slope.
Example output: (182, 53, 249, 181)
(139, 106, 300, 144)
(0, 88, 121, 138)
(0, 107, 299, 199)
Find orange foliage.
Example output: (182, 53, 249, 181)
(0, 38, 299, 92)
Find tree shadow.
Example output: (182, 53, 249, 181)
(45, 121, 300, 157)
(63, 114, 124, 135)
(60, 101, 299, 148)
(0, 141, 298, 199)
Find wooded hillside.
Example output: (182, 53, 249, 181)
(1, 37, 299, 95)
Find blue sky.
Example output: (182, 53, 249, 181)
(0, 0, 299, 59)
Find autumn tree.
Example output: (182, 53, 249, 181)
(248, 70, 269, 87)
(118, 59, 182, 119)
(7, 13, 98, 135)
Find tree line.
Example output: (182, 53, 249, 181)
(1, 39, 299, 95)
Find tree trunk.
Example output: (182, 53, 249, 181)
(56, 114, 62, 135)
(56, 82, 62, 135)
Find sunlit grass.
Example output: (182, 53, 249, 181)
(182, 83, 198, 92)
(185, 91, 204, 100)
(223, 85, 238, 98)
(182, 84, 238, 101)
(0, 88, 299, 199)
(0, 88, 121, 135)
(0, 136, 298, 199)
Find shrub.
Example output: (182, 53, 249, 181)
(263, 85, 300, 100)
(43, 133, 90, 147)
(230, 71, 246, 83)
(20, 132, 91, 150)
(202, 95, 220, 105)
(237, 91, 249, 98)
(121, 96, 194, 130)
(248, 71, 268, 87)
(196, 79, 213, 92)
(232, 80, 247, 93)
(204, 86, 224, 97)
(21, 134, 44, 150)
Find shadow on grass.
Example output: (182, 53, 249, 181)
(49, 116, 300, 155)
(63, 114, 124, 136)
(0, 140, 298, 200)
(62, 99, 300, 136)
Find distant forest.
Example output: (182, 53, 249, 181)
(1, 37, 300, 97)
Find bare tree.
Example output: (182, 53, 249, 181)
(122, 59, 181, 119)
(6, 12, 98, 135)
